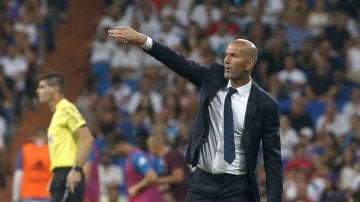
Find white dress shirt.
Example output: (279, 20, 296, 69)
(197, 81, 251, 175)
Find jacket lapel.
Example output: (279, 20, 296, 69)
(243, 82, 259, 160)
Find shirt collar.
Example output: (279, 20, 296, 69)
(54, 98, 67, 112)
(226, 79, 252, 97)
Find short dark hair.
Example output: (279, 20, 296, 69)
(38, 72, 66, 94)
(109, 132, 127, 148)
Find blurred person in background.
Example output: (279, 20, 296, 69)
(0, 111, 6, 189)
(0, 42, 29, 118)
(111, 134, 164, 202)
(83, 142, 100, 202)
(305, 56, 338, 101)
(138, 2, 161, 38)
(284, 97, 314, 133)
(279, 114, 299, 163)
(160, 0, 189, 29)
(316, 98, 350, 139)
(338, 148, 357, 192)
(342, 114, 360, 148)
(190, 0, 221, 30)
(147, 134, 190, 202)
(12, 127, 51, 202)
(110, 43, 144, 84)
(306, 0, 330, 37)
(345, 38, 360, 84)
(125, 77, 162, 117)
(323, 10, 351, 54)
(343, 87, 360, 120)
(100, 182, 126, 202)
(277, 53, 307, 99)
(98, 149, 124, 201)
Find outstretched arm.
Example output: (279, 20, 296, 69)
(108, 26, 208, 87)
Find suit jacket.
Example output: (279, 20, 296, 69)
(145, 40, 283, 202)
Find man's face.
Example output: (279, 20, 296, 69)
(112, 142, 128, 156)
(36, 80, 54, 103)
(223, 43, 252, 82)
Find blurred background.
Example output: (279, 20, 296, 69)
(0, 0, 360, 201)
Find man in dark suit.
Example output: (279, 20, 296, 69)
(108, 26, 283, 202)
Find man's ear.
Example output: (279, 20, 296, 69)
(246, 60, 255, 71)
(51, 85, 58, 93)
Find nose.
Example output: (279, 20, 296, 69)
(224, 56, 230, 64)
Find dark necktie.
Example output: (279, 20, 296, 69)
(224, 87, 237, 164)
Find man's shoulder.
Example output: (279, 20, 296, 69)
(57, 99, 80, 115)
(252, 82, 278, 106)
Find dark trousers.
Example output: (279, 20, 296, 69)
(185, 168, 252, 202)
(50, 167, 85, 202)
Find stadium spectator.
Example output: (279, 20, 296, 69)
(279, 114, 299, 162)
(160, 0, 189, 29)
(83, 143, 100, 202)
(12, 127, 51, 202)
(345, 38, 360, 84)
(343, 87, 360, 120)
(306, 0, 330, 37)
(100, 182, 126, 202)
(138, 2, 161, 38)
(111, 134, 164, 202)
(190, 0, 221, 30)
(277, 53, 307, 98)
(0, 42, 29, 117)
(304, 56, 338, 100)
(98, 149, 124, 201)
(147, 134, 190, 202)
(316, 98, 350, 139)
(284, 97, 314, 132)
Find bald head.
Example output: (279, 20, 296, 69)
(224, 39, 258, 87)
(230, 39, 258, 62)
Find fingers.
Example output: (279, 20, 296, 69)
(108, 26, 137, 43)
(108, 27, 126, 37)
(66, 180, 78, 194)
(115, 38, 129, 44)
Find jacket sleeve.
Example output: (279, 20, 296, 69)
(145, 40, 208, 87)
(261, 103, 283, 202)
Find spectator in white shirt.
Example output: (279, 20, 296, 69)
(161, 0, 189, 28)
(209, 20, 235, 61)
(316, 98, 350, 139)
(97, 3, 129, 32)
(98, 149, 124, 200)
(138, 3, 161, 38)
(125, 77, 162, 116)
(279, 114, 299, 162)
(190, 0, 221, 29)
(343, 87, 360, 121)
(345, 38, 360, 84)
(277, 53, 307, 98)
(110, 43, 144, 81)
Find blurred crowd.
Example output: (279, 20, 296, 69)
(85, 0, 360, 201)
(0, 0, 68, 190)
(2, 0, 360, 202)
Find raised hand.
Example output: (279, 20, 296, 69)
(108, 26, 147, 45)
